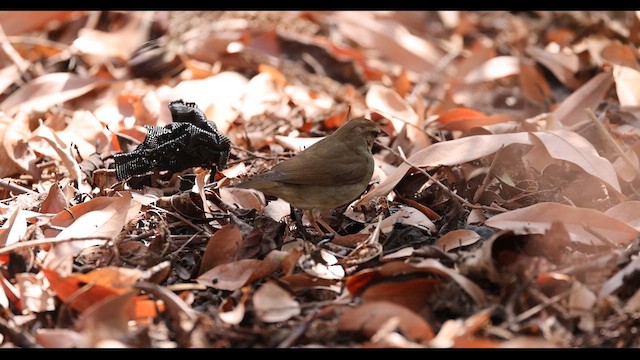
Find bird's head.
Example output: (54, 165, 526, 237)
(334, 117, 381, 150)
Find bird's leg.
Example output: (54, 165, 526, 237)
(308, 209, 340, 239)
(291, 205, 312, 241)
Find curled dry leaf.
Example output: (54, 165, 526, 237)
(253, 281, 301, 323)
(43, 267, 142, 313)
(366, 84, 429, 153)
(338, 301, 435, 343)
(1, 113, 37, 178)
(43, 192, 138, 275)
(219, 187, 266, 211)
(361, 278, 441, 312)
(526, 46, 579, 89)
(197, 259, 262, 291)
(76, 290, 137, 347)
(298, 249, 345, 280)
(549, 71, 614, 129)
(218, 288, 250, 325)
(613, 65, 640, 107)
(604, 201, 640, 230)
(333, 12, 443, 73)
(0, 73, 108, 116)
(485, 202, 639, 246)
(40, 181, 67, 214)
(434, 229, 482, 252)
(0, 208, 27, 248)
(462, 56, 521, 84)
(435, 108, 513, 132)
(198, 222, 243, 275)
(169, 71, 248, 134)
(35, 329, 88, 348)
(15, 272, 56, 313)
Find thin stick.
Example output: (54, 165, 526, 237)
(585, 107, 640, 178)
(0, 236, 112, 256)
(472, 145, 504, 203)
(0, 179, 39, 196)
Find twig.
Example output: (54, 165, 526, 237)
(148, 204, 211, 237)
(585, 107, 640, 178)
(0, 317, 41, 348)
(512, 287, 578, 324)
(0, 23, 29, 73)
(378, 141, 507, 213)
(0, 236, 112, 256)
(0, 179, 39, 196)
(472, 145, 504, 203)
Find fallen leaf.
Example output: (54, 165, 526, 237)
(338, 301, 435, 342)
(485, 202, 639, 246)
(435, 229, 482, 252)
(462, 56, 520, 84)
(613, 65, 640, 107)
(526, 46, 579, 89)
(253, 282, 300, 323)
(361, 278, 441, 312)
(333, 12, 443, 73)
(0, 11, 79, 36)
(0, 72, 108, 116)
(35, 329, 87, 348)
(40, 181, 67, 214)
(198, 222, 243, 275)
(196, 259, 263, 291)
(604, 201, 640, 231)
(549, 71, 614, 128)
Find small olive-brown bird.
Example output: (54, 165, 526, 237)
(236, 117, 381, 236)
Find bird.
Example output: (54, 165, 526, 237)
(235, 117, 381, 238)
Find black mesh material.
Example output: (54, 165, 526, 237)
(114, 100, 231, 181)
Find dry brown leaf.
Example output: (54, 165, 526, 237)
(43, 267, 141, 313)
(613, 65, 640, 107)
(73, 12, 148, 60)
(198, 222, 243, 275)
(253, 281, 300, 323)
(35, 329, 88, 348)
(601, 42, 638, 69)
(605, 201, 640, 231)
(338, 301, 435, 343)
(218, 288, 249, 325)
(412, 259, 487, 306)
(366, 84, 430, 155)
(612, 148, 639, 182)
(333, 12, 443, 73)
(549, 71, 614, 129)
(169, 71, 248, 134)
(196, 259, 263, 291)
(1, 113, 38, 177)
(0, 208, 27, 248)
(40, 181, 67, 214)
(0, 11, 79, 36)
(361, 278, 441, 312)
(435, 229, 482, 252)
(530, 130, 621, 192)
(0, 73, 108, 116)
(462, 56, 520, 84)
(0, 65, 21, 95)
(76, 290, 136, 347)
(44, 192, 136, 275)
(219, 187, 266, 211)
(519, 59, 552, 105)
(485, 202, 638, 246)
(526, 46, 579, 89)
(435, 108, 513, 132)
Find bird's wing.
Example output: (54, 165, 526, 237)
(257, 145, 371, 186)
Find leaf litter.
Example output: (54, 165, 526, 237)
(1, 10, 640, 348)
